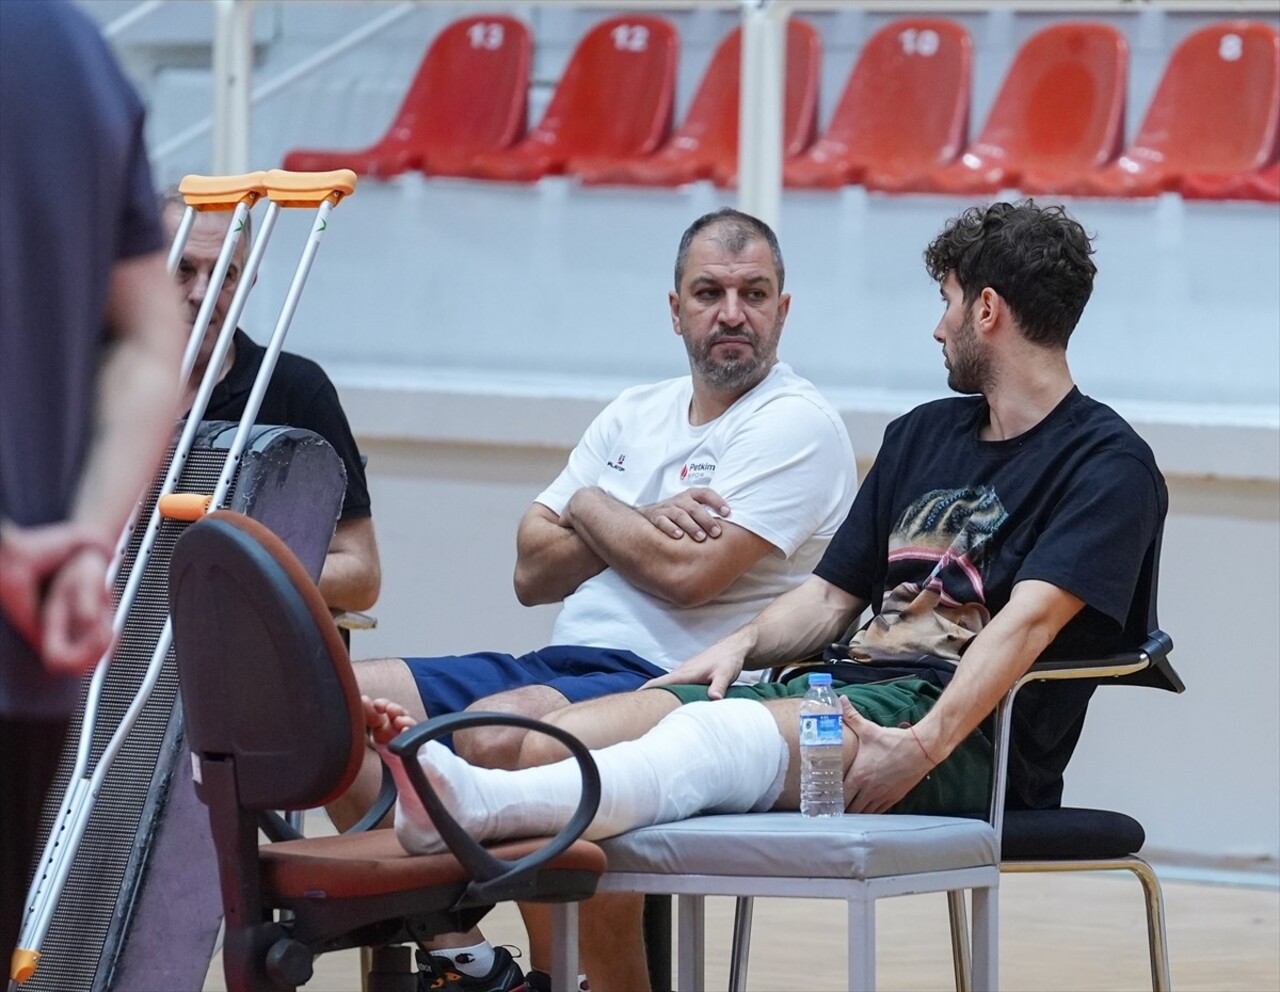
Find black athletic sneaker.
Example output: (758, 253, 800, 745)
(524, 969, 590, 992)
(417, 946, 527, 992)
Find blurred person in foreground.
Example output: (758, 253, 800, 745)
(0, 0, 185, 965)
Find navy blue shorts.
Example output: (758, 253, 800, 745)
(404, 645, 665, 746)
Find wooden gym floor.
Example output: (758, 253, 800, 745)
(203, 865, 1280, 991)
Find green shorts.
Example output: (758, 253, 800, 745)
(657, 677, 992, 818)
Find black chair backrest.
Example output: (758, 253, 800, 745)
(170, 511, 364, 811)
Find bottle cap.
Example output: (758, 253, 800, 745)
(808, 671, 833, 686)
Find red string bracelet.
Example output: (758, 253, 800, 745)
(898, 721, 938, 766)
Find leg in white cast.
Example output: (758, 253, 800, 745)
(369, 697, 789, 856)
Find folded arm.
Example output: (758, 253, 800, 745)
(556, 486, 774, 608)
(513, 486, 741, 607)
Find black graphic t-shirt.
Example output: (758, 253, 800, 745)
(815, 388, 1167, 809)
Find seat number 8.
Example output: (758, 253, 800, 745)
(468, 22, 505, 50)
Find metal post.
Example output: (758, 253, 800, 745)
(212, 0, 255, 174)
(738, 0, 789, 229)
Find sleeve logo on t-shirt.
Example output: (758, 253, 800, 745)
(607, 453, 627, 472)
(680, 460, 716, 486)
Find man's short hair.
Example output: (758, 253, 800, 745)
(674, 208, 785, 293)
(923, 199, 1096, 348)
(160, 187, 252, 262)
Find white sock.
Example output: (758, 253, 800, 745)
(432, 940, 495, 978)
(384, 699, 789, 856)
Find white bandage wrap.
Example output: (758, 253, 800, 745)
(388, 699, 789, 856)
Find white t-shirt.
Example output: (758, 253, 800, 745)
(535, 362, 856, 679)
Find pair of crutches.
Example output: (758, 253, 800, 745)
(11, 169, 358, 987)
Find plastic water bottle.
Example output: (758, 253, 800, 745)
(799, 672, 844, 817)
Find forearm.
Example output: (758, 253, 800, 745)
(70, 251, 184, 544)
(561, 487, 729, 606)
(513, 505, 605, 605)
(913, 581, 1084, 762)
(736, 575, 863, 671)
(70, 337, 180, 544)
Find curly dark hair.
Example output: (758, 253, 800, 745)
(923, 200, 1096, 348)
(674, 207, 785, 292)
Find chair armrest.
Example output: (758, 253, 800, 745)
(388, 711, 601, 907)
(988, 629, 1179, 835)
(1019, 630, 1181, 693)
(346, 760, 398, 833)
(257, 755, 398, 841)
(258, 810, 303, 843)
(332, 609, 377, 631)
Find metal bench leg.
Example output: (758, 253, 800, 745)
(948, 889, 972, 992)
(728, 896, 754, 992)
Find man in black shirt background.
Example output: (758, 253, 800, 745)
(162, 199, 381, 613)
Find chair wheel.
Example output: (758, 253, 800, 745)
(266, 938, 314, 988)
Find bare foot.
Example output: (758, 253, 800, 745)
(360, 695, 470, 855)
(362, 695, 416, 746)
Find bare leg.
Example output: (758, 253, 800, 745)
(519, 688, 682, 766)
(326, 657, 426, 832)
(582, 893, 648, 992)
(454, 684, 572, 769)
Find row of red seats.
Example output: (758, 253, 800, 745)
(283, 15, 1280, 201)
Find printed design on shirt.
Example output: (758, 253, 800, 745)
(847, 487, 1009, 665)
(606, 453, 627, 472)
(679, 459, 717, 486)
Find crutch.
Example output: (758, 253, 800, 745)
(11, 169, 358, 987)
(104, 172, 266, 593)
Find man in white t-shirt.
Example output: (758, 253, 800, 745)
(332, 209, 855, 992)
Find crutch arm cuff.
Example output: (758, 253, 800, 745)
(177, 171, 268, 209)
(264, 168, 357, 206)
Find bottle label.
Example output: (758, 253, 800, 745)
(799, 712, 842, 746)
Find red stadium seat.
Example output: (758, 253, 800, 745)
(1181, 160, 1280, 201)
(786, 19, 971, 190)
(282, 16, 530, 179)
(1056, 22, 1280, 198)
(464, 16, 678, 182)
(889, 23, 1127, 195)
(573, 20, 819, 188)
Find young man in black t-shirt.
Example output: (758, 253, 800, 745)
(364, 200, 1168, 991)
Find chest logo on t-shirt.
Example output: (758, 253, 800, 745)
(679, 460, 716, 486)
(888, 487, 1008, 604)
(844, 487, 1009, 665)
(606, 454, 627, 472)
